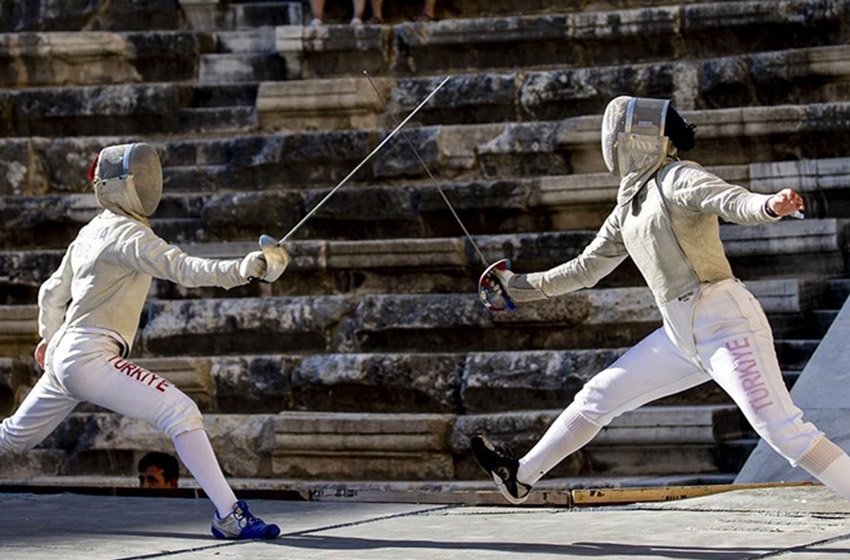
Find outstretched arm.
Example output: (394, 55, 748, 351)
(117, 227, 270, 289)
(666, 162, 803, 224)
(497, 211, 628, 304)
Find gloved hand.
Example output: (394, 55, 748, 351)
(258, 235, 290, 283)
(478, 259, 517, 311)
(239, 251, 267, 282)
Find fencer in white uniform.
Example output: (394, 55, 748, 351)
(474, 96, 850, 504)
(0, 143, 285, 540)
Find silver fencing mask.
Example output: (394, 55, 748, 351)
(601, 96, 676, 205)
(93, 143, 163, 219)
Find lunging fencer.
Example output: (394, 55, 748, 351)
(0, 143, 288, 540)
(474, 96, 850, 504)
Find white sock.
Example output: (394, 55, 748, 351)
(798, 437, 850, 502)
(173, 429, 238, 517)
(518, 405, 601, 486)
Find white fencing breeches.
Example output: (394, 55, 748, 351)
(0, 328, 203, 454)
(519, 280, 845, 492)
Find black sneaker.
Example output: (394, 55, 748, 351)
(470, 434, 531, 504)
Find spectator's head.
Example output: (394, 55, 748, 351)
(138, 452, 179, 489)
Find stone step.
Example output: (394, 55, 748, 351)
(1, 218, 843, 304)
(774, 339, 820, 372)
(452, 407, 754, 478)
(5, 95, 850, 196)
(823, 278, 850, 307)
(0, 151, 850, 243)
(107, 283, 838, 356)
(182, 1, 304, 32)
(190, 83, 259, 107)
(258, 44, 850, 131)
(178, 106, 259, 134)
(271, 411, 456, 479)
(0, 406, 747, 479)
(199, 53, 291, 83)
(810, 309, 839, 338)
(0, 11, 848, 106)
(477, 103, 850, 179)
(0, 82, 264, 137)
(3, 155, 850, 247)
(0, 450, 67, 479)
(8, 101, 849, 196)
(2, 1, 185, 33)
(0, 31, 207, 89)
(214, 28, 278, 53)
(282, 0, 850, 79)
(0, 280, 824, 359)
(0, 347, 811, 419)
(0, 306, 39, 355)
(436, 0, 734, 20)
(0, 474, 744, 506)
(16, 29, 850, 134)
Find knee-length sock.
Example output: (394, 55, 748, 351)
(173, 429, 238, 517)
(798, 437, 850, 502)
(518, 406, 602, 486)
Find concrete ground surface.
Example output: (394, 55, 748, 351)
(2, 485, 850, 560)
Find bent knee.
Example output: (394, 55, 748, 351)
(572, 385, 625, 427)
(0, 425, 37, 455)
(758, 421, 823, 464)
(156, 394, 204, 439)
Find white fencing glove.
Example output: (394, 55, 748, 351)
(239, 251, 267, 282)
(257, 235, 290, 282)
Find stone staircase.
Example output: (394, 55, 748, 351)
(1, 0, 850, 494)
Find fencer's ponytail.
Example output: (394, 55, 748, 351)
(87, 152, 100, 190)
(665, 104, 696, 152)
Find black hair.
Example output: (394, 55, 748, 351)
(138, 451, 179, 482)
(665, 104, 696, 152)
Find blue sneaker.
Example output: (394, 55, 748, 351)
(211, 500, 280, 540)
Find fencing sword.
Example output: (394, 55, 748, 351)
(255, 75, 451, 283)
(362, 71, 515, 311)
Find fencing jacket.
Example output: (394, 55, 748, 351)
(509, 159, 781, 356)
(38, 210, 248, 356)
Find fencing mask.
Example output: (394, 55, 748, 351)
(91, 143, 162, 221)
(601, 96, 695, 206)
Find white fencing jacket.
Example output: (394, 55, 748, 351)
(509, 159, 780, 354)
(38, 209, 248, 356)
(523, 160, 779, 304)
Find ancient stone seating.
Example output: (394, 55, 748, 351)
(1, 0, 849, 490)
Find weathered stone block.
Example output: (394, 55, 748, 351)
(290, 353, 463, 413)
(2, 0, 185, 32)
(0, 305, 38, 356)
(271, 411, 455, 479)
(452, 405, 748, 478)
(257, 76, 392, 131)
(461, 349, 625, 413)
(138, 296, 351, 356)
(299, 24, 392, 78)
(393, 15, 571, 76)
(208, 355, 294, 413)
